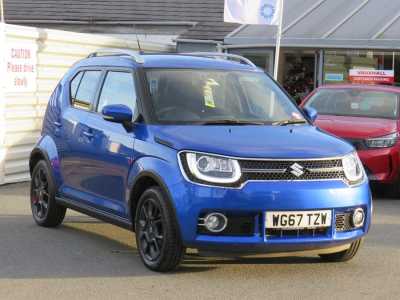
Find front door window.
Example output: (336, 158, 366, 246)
(96, 71, 137, 115)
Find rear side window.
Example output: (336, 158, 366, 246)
(70, 72, 83, 100)
(71, 70, 102, 110)
(97, 71, 137, 114)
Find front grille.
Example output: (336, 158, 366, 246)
(265, 227, 329, 239)
(240, 159, 345, 182)
(335, 212, 354, 232)
(179, 152, 347, 187)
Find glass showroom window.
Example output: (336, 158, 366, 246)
(323, 50, 399, 85)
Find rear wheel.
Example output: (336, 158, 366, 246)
(135, 187, 185, 272)
(31, 160, 66, 227)
(319, 239, 363, 262)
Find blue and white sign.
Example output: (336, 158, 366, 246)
(325, 73, 344, 82)
(224, 0, 280, 25)
(260, 3, 276, 23)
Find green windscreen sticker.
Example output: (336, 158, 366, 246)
(203, 78, 219, 108)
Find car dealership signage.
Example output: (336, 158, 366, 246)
(349, 69, 394, 84)
(4, 43, 37, 92)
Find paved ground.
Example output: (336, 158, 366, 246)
(0, 183, 399, 300)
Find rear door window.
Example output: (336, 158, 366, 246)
(70, 71, 84, 100)
(72, 70, 102, 110)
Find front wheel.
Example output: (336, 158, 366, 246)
(319, 239, 363, 262)
(135, 187, 185, 272)
(31, 160, 66, 227)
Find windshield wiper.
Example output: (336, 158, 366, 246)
(202, 120, 266, 126)
(272, 119, 308, 126)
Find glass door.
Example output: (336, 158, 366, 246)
(228, 49, 274, 75)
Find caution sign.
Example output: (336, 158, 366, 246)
(5, 43, 37, 92)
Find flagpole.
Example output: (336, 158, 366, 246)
(273, 0, 284, 81)
(0, 0, 4, 23)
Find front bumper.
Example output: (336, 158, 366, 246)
(358, 145, 400, 184)
(169, 179, 372, 254)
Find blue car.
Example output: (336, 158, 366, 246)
(29, 50, 371, 272)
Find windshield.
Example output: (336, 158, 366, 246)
(306, 89, 399, 119)
(145, 69, 305, 124)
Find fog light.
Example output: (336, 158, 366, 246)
(352, 208, 365, 228)
(204, 213, 228, 233)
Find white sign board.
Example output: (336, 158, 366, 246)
(349, 69, 395, 84)
(5, 43, 37, 92)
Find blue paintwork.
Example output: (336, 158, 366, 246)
(102, 104, 133, 123)
(170, 178, 371, 250)
(148, 125, 353, 159)
(303, 107, 318, 123)
(32, 54, 372, 254)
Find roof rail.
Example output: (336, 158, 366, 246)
(183, 52, 257, 68)
(87, 48, 145, 64)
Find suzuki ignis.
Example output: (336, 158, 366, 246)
(30, 50, 371, 272)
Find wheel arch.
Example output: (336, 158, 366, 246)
(29, 148, 52, 175)
(128, 171, 180, 233)
(29, 135, 62, 188)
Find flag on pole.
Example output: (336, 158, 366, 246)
(224, 0, 280, 25)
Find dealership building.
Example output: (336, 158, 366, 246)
(178, 0, 400, 101)
(4, 0, 400, 101)
(2, 0, 400, 184)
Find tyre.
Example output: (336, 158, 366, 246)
(30, 160, 66, 227)
(385, 182, 400, 199)
(319, 239, 363, 262)
(135, 186, 185, 272)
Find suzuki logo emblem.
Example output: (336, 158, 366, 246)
(290, 163, 304, 177)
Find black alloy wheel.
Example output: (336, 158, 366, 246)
(30, 160, 66, 227)
(137, 197, 164, 262)
(135, 187, 185, 272)
(31, 166, 50, 221)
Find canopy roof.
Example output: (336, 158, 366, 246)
(225, 0, 400, 50)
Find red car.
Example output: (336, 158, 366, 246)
(302, 84, 400, 193)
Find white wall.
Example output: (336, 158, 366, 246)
(0, 23, 173, 185)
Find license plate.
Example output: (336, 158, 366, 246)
(265, 210, 332, 229)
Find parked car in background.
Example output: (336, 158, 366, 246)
(302, 84, 400, 194)
(30, 51, 371, 272)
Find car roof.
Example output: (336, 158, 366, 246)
(317, 84, 400, 94)
(74, 54, 261, 72)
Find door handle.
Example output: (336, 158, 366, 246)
(83, 131, 94, 138)
(54, 121, 62, 127)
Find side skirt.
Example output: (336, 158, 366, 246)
(56, 196, 133, 231)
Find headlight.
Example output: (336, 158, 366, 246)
(342, 152, 364, 185)
(366, 132, 398, 148)
(180, 152, 242, 185)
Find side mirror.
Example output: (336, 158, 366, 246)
(102, 104, 133, 128)
(303, 107, 318, 123)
